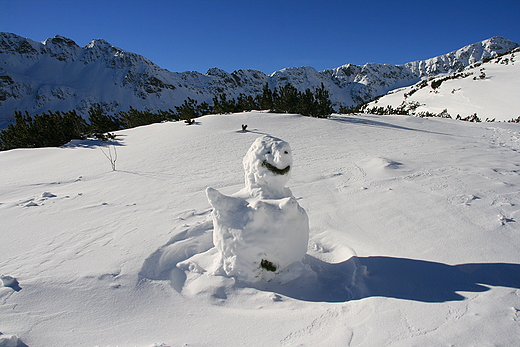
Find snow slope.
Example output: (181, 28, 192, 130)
(364, 48, 520, 121)
(1, 112, 520, 346)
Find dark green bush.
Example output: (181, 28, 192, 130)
(0, 110, 87, 150)
(1, 82, 336, 150)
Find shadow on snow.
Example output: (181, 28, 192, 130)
(139, 231, 520, 303)
(330, 115, 452, 136)
(137, 206, 520, 304)
(60, 136, 125, 149)
(258, 255, 520, 303)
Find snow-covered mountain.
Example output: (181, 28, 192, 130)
(361, 47, 520, 121)
(1, 32, 518, 128)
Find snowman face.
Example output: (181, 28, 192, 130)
(243, 136, 293, 191)
(260, 139, 292, 175)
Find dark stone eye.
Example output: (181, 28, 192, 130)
(284, 151, 288, 154)
(267, 151, 271, 154)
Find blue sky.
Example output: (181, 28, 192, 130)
(2, 0, 520, 74)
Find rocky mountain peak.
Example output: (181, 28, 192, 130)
(43, 35, 79, 48)
(206, 67, 229, 77)
(85, 38, 114, 50)
(0, 32, 39, 55)
(481, 36, 519, 53)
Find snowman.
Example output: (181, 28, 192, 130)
(206, 135, 310, 283)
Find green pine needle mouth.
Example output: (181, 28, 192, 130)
(262, 160, 290, 175)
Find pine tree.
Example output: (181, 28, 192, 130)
(87, 104, 122, 136)
(0, 111, 34, 150)
(297, 89, 317, 117)
(256, 83, 273, 110)
(0, 110, 87, 150)
(272, 83, 299, 113)
(175, 98, 200, 121)
(236, 94, 258, 112)
(212, 93, 236, 114)
(314, 83, 334, 118)
(119, 107, 167, 128)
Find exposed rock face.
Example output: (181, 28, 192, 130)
(1, 32, 518, 128)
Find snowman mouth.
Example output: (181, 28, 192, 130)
(262, 160, 290, 175)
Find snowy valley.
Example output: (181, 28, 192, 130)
(1, 111, 520, 346)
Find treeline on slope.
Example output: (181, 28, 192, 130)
(0, 107, 175, 150)
(345, 103, 496, 123)
(211, 83, 333, 117)
(340, 98, 508, 123)
(0, 83, 333, 150)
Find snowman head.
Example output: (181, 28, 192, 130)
(243, 136, 293, 197)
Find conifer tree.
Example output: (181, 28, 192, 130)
(256, 83, 273, 110)
(236, 94, 259, 112)
(175, 98, 200, 121)
(212, 93, 236, 114)
(272, 83, 299, 113)
(119, 107, 167, 128)
(87, 104, 122, 135)
(0, 111, 34, 150)
(0, 110, 87, 150)
(297, 89, 317, 117)
(314, 83, 334, 118)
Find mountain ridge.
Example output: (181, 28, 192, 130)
(1, 32, 518, 127)
(360, 47, 520, 122)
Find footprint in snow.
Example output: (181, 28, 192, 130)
(499, 214, 515, 225)
(20, 192, 57, 207)
(447, 194, 480, 206)
(23, 200, 39, 207)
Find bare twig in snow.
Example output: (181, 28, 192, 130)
(100, 144, 118, 171)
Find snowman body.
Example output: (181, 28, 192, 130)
(206, 136, 309, 283)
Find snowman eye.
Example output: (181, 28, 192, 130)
(284, 151, 288, 154)
(267, 151, 271, 154)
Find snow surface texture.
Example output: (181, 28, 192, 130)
(207, 136, 311, 283)
(0, 33, 517, 127)
(1, 112, 520, 346)
(365, 48, 520, 121)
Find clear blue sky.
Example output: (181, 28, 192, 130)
(2, 0, 519, 74)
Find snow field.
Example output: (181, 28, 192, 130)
(1, 111, 520, 346)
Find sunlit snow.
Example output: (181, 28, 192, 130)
(1, 112, 520, 346)
(367, 49, 520, 121)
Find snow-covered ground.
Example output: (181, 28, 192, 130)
(1, 111, 520, 346)
(365, 49, 520, 122)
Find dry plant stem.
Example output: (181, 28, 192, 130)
(100, 145, 117, 171)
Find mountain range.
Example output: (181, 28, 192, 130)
(361, 46, 520, 122)
(0, 32, 518, 128)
